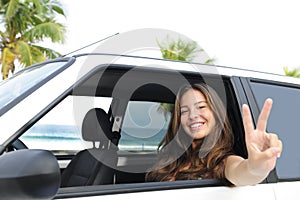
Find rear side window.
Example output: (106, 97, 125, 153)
(250, 81, 300, 180)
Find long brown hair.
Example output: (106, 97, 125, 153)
(146, 83, 233, 181)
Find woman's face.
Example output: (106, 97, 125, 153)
(180, 88, 216, 139)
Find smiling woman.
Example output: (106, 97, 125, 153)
(146, 83, 233, 182)
(146, 83, 282, 186)
(180, 88, 216, 140)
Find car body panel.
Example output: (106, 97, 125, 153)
(272, 181, 300, 199)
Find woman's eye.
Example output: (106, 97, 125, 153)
(180, 110, 188, 114)
(197, 106, 205, 109)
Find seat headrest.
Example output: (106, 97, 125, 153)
(82, 108, 113, 142)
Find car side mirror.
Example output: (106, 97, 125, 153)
(0, 149, 61, 200)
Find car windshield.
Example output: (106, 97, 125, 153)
(0, 60, 68, 115)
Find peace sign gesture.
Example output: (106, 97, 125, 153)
(242, 98, 282, 176)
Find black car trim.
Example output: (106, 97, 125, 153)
(278, 178, 300, 182)
(240, 77, 261, 124)
(55, 179, 225, 199)
(249, 77, 300, 89)
(229, 77, 248, 158)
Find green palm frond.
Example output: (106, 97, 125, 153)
(16, 42, 60, 67)
(15, 41, 58, 68)
(26, 0, 44, 15)
(5, 3, 32, 36)
(32, 44, 62, 59)
(157, 37, 207, 62)
(0, 30, 8, 41)
(205, 58, 216, 64)
(1, 47, 15, 65)
(40, 0, 65, 17)
(283, 66, 300, 78)
(51, 4, 65, 16)
(0, 0, 6, 7)
(1, 47, 16, 79)
(23, 22, 65, 43)
(5, 0, 19, 20)
(15, 40, 33, 66)
(30, 46, 47, 63)
(0, 0, 66, 79)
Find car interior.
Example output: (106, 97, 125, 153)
(60, 108, 118, 187)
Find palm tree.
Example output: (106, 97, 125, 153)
(157, 37, 215, 114)
(283, 66, 300, 78)
(0, 0, 66, 79)
(157, 37, 215, 63)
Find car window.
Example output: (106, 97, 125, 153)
(0, 60, 70, 116)
(119, 101, 171, 152)
(20, 95, 112, 155)
(250, 80, 300, 180)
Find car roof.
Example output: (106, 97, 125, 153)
(71, 53, 300, 86)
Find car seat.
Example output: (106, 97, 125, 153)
(60, 108, 118, 187)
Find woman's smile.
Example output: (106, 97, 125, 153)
(180, 89, 216, 139)
(188, 121, 206, 132)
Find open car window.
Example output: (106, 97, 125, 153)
(20, 95, 112, 156)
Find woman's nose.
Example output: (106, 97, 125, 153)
(188, 108, 199, 119)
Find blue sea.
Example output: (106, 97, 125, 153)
(22, 124, 166, 151)
(21, 124, 83, 151)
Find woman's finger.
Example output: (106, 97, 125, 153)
(256, 98, 273, 132)
(268, 133, 282, 157)
(242, 104, 254, 138)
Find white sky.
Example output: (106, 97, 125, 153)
(50, 0, 300, 75)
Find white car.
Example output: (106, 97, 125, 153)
(0, 46, 299, 199)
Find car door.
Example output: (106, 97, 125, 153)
(239, 76, 300, 200)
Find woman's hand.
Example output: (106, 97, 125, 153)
(242, 98, 282, 176)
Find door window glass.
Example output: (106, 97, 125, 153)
(250, 81, 300, 180)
